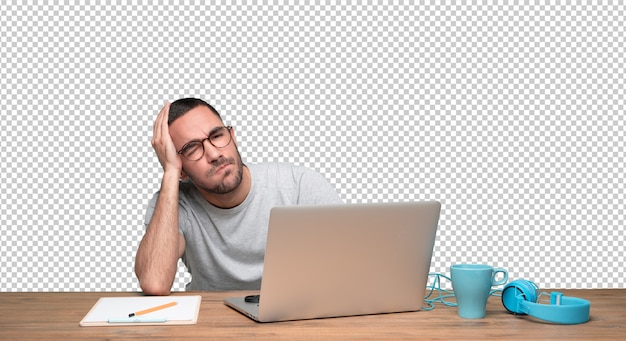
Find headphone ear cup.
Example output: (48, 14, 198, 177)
(501, 279, 539, 314)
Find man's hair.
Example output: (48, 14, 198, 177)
(168, 98, 222, 125)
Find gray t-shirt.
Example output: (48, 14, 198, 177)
(144, 162, 343, 291)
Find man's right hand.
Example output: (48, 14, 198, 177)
(136, 102, 186, 295)
(151, 102, 183, 176)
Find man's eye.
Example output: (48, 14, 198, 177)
(183, 142, 201, 153)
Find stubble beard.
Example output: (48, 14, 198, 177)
(210, 160, 243, 194)
(188, 151, 245, 195)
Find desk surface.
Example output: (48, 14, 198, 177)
(0, 289, 624, 340)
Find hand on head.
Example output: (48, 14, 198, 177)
(151, 102, 183, 176)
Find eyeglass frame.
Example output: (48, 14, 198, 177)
(176, 126, 234, 161)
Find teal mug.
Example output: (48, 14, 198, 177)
(450, 264, 508, 319)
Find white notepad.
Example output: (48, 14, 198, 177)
(80, 295, 201, 326)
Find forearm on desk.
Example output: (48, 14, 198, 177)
(135, 172, 184, 295)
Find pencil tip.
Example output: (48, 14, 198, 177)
(128, 313, 135, 317)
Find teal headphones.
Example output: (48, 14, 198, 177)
(501, 279, 591, 324)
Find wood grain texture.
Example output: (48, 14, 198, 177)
(0, 289, 623, 340)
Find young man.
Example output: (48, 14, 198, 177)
(135, 98, 343, 295)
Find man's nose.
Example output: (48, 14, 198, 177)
(202, 139, 223, 161)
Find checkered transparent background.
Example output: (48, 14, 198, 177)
(0, 3, 623, 292)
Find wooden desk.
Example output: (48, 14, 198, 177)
(0, 289, 623, 340)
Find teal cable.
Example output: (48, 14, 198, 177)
(423, 272, 504, 311)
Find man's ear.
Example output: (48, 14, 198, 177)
(230, 126, 238, 147)
(180, 170, 189, 181)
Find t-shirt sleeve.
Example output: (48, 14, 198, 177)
(143, 192, 159, 228)
(142, 190, 189, 236)
(295, 166, 344, 205)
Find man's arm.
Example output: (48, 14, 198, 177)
(134, 103, 186, 295)
(135, 173, 185, 295)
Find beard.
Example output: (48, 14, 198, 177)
(186, 149, 245, 195)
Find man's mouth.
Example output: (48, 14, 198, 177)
(210, 159, 233, 176)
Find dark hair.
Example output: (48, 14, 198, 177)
(168, 98, 222, 125)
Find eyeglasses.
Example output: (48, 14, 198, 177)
(177, 126, 233, 161)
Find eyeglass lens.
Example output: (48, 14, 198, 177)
(180, 126, 232, 160)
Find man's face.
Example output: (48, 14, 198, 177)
(169, 105, 244, 195)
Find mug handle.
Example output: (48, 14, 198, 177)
(492, 268, 509, 286)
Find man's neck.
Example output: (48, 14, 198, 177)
(198, 165, 251, 209)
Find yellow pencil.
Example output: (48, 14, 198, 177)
(129, 301, 177, 317)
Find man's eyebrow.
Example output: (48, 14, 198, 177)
(208, 126, 225, 135)
(183, 126, 225, 145)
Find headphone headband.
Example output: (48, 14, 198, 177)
(501, 280, 590, 325)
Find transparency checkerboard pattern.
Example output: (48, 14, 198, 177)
(0, 3, 624, 292)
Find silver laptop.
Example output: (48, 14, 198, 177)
(224, 201, 441, 322)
